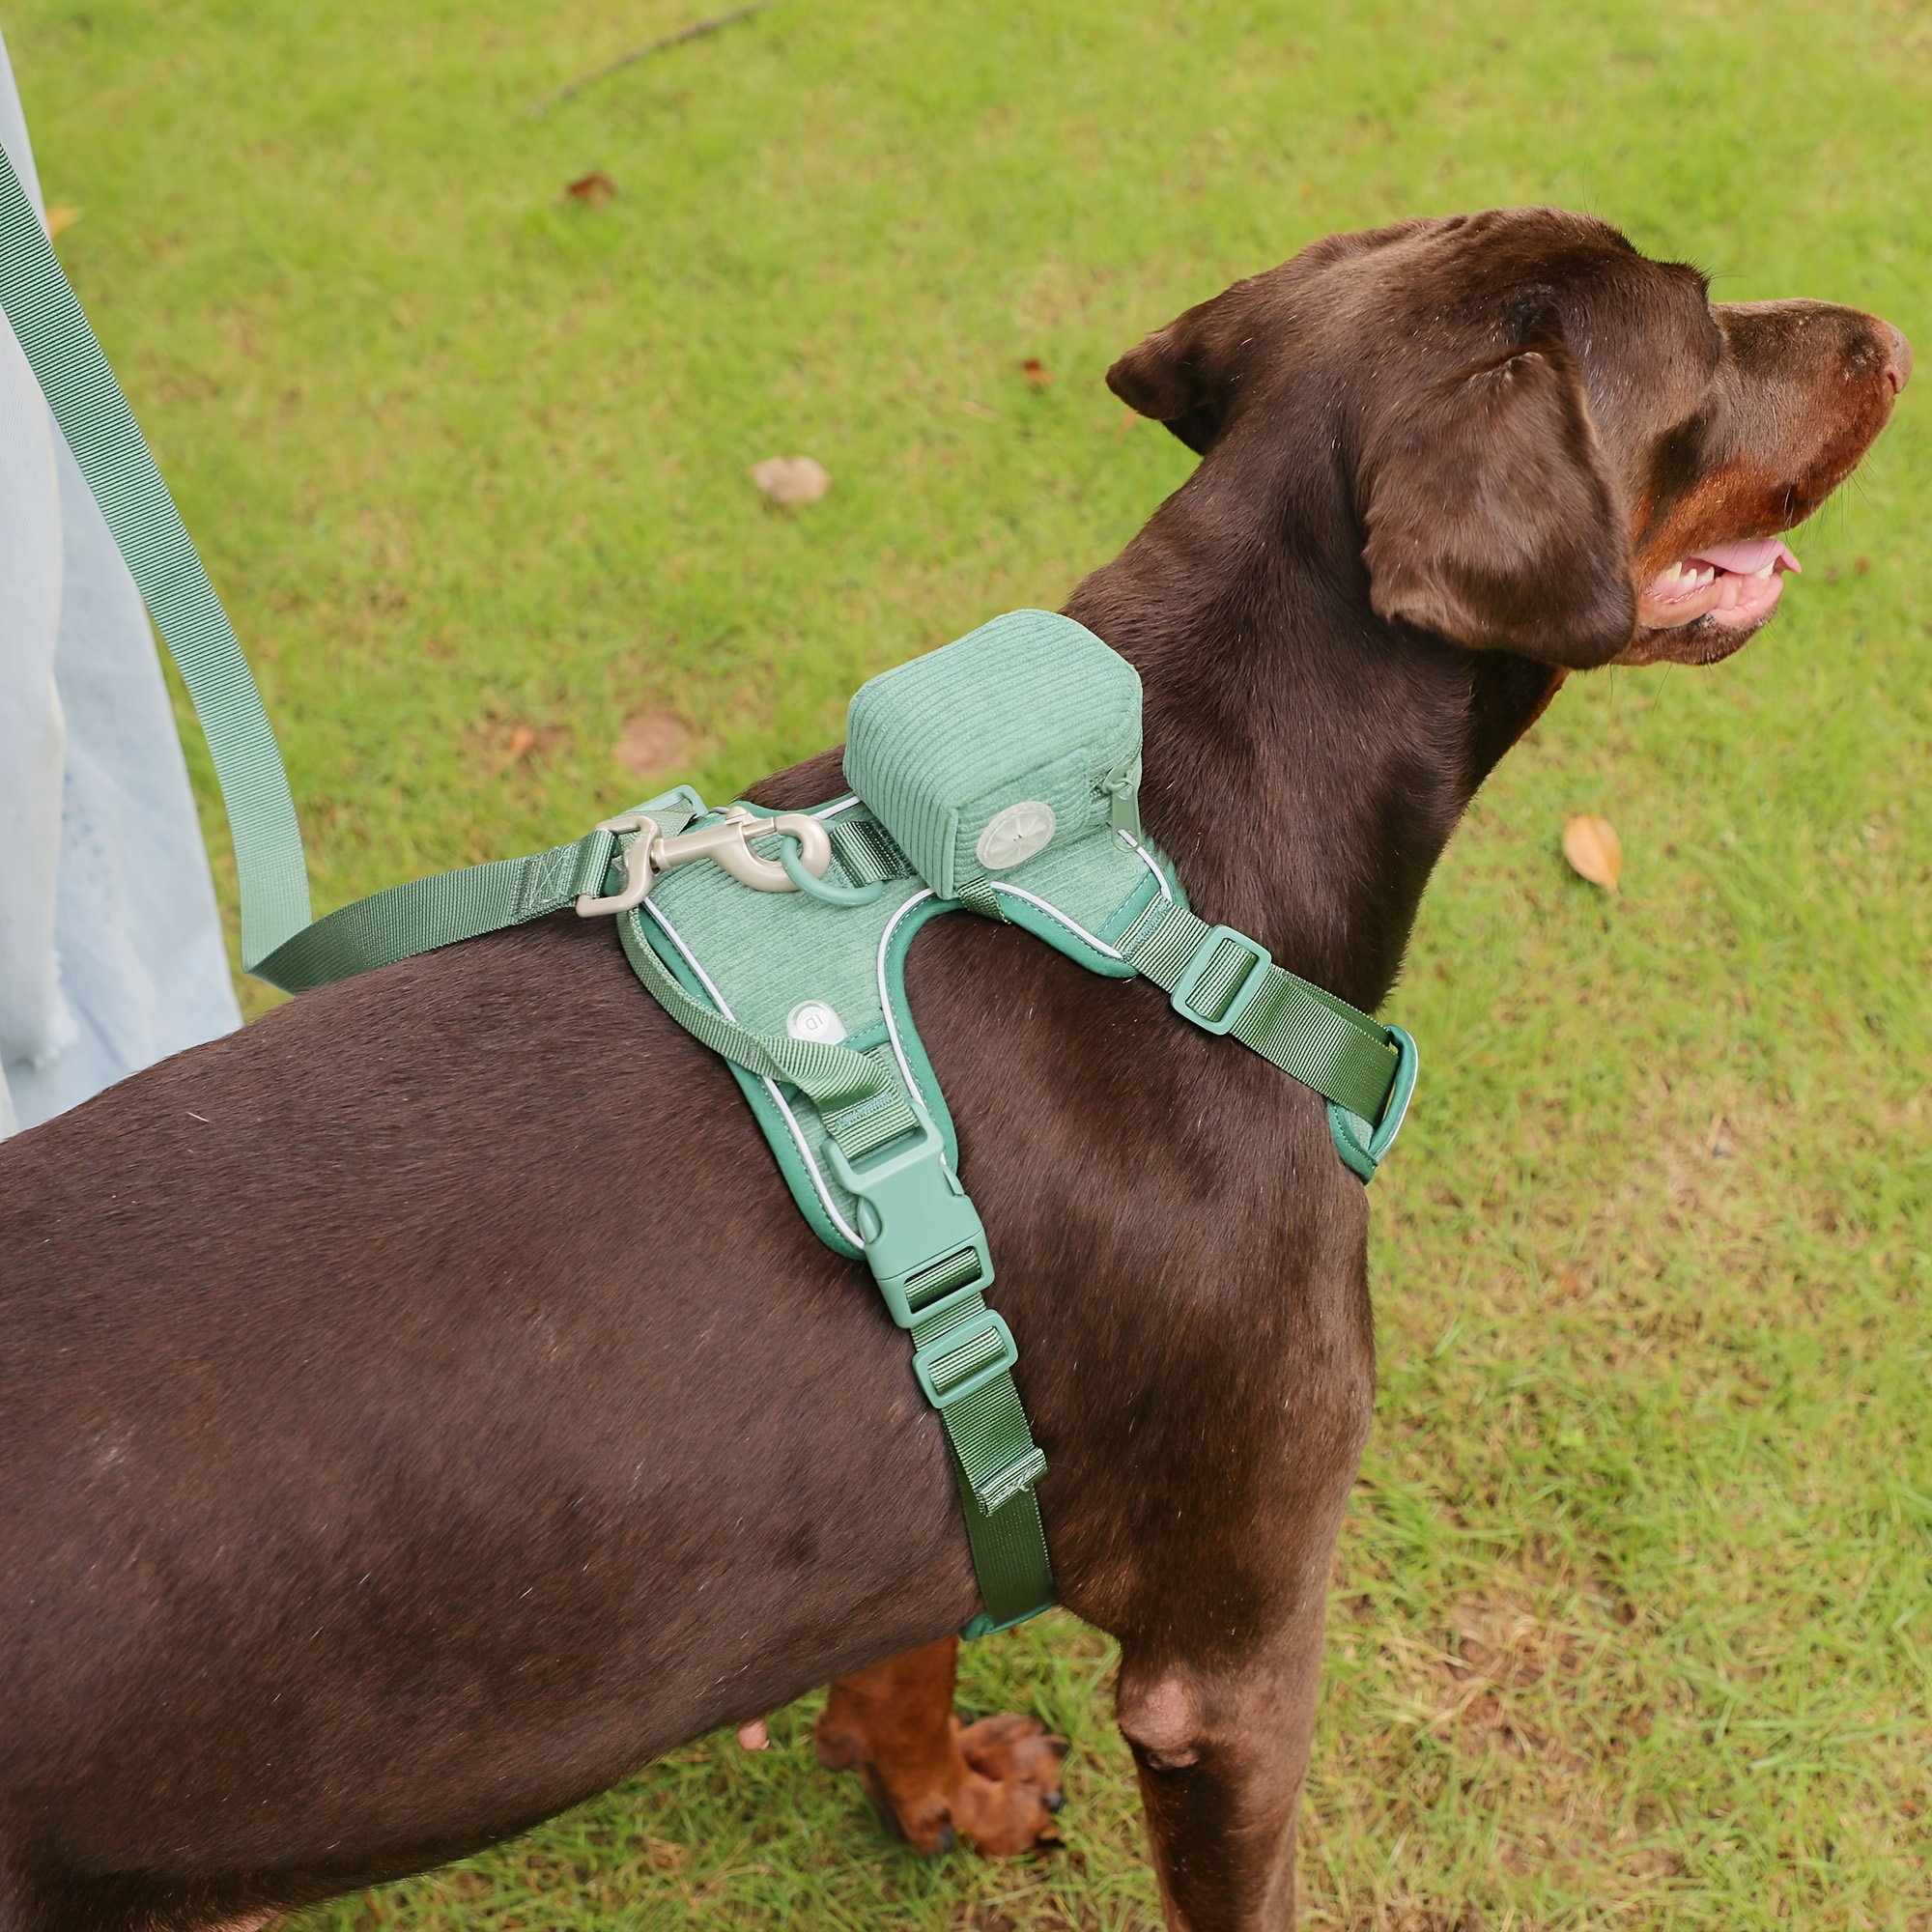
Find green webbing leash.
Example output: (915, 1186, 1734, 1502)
(0, 146, 310, 970)
(0, 136, 1413, 1150)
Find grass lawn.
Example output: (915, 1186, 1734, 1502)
(11, 0, 1929, 1924)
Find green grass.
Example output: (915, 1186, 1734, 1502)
(12, 0, 1930, 1924)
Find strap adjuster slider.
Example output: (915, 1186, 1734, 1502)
(913, 1309, 1020, 1410)
(1170, 925, 1272, 1035)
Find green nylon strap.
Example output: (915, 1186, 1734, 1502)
(824, 1098, 1053, 1627)
(955, 1483, 1054, 1636)
(254, 829, 619, 992)
(0, 145, 311, 971)
(820, 1081, 923, 1161)
(825, 810, 916, 888)
(1121, 898, 1401, 1124)
(907, 1288, 1054, 1631)
(909, 1298, 1047, 1514)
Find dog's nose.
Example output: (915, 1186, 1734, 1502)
(1886, 323, 1913, 393)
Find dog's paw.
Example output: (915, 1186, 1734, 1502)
(856, 1765, 962, 1857)
(951, 1712, 1067, 1855)
(814, 1689, 1066, 1858)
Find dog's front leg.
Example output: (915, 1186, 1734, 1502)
(1114, 1598, 1333, 1932)
(814, 1636, 1065, 1854)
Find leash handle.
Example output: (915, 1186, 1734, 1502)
(0, 145, 310, 972)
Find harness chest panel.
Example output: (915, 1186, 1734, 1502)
(633, 793, 1175, 1258)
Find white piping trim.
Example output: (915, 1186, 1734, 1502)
(876, 888, 937, 1108)
(813, 794, 862, 819)
(987, 883, 1122, 960)
(643, 897, 738, 1016)
(642, 898, 865, 1250)
(758, 1079, 864, 1249)
(1116, 827, 1174, 901)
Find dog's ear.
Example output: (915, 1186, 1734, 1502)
(1359, 309, 1635, 668)
(1107, 294, 1237, 455)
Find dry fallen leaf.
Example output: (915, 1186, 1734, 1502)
(1562, 813, 1622, 891)
(1021, 356, 1052, 386)
(486, 719, 567, 777)
(566, 171, 616, 206)
(44, 205, 81, 239)
(612, 707, 696, 780)
(751, 455, 831, 506)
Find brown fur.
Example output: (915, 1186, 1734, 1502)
(0, 209, 1906, 1932)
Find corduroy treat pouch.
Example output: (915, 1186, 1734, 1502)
(842, 609, 1143, 899)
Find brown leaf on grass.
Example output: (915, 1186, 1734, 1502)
(1021, 356, 1052, 386)
(612, 707, 696, 780)
(44, 205, 82, 239)
(566, 171, 617, 206)
(488, 720, 567, 777)
(1562, 813, 1622, 891)
(750, 455, 831, 506)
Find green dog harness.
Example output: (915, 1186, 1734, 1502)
(0, 146, 1416, 1637)
(582, 611, 1417, 1629)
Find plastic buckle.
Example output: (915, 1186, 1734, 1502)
(1170, 925, 1272, 1035)
(826, 1117, 995, 1328)
(912, 1308, 1019, 1409)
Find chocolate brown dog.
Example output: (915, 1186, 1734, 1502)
(0, 210, 1907, 1932)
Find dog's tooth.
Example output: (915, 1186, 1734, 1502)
(1752, 559, 1776, 578)
(1658, 562, 1685, 590)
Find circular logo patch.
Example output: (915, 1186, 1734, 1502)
(975, 800, 1056, 870)
(785, 1000, 847, 1044)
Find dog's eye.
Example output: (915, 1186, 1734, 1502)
(1651, 412, 1712, 503)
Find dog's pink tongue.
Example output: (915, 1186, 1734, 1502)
(1690, 539, 1802, 576)
(737, 1718, 770, 1750)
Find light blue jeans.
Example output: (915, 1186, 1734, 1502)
(0, 30, 240, 1135)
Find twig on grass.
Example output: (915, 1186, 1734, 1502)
(529, 3, 772, 117)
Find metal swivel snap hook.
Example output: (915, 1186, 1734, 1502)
(575, 808, 837, 916)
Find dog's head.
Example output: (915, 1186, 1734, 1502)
(1108, 209, 1910, 669)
